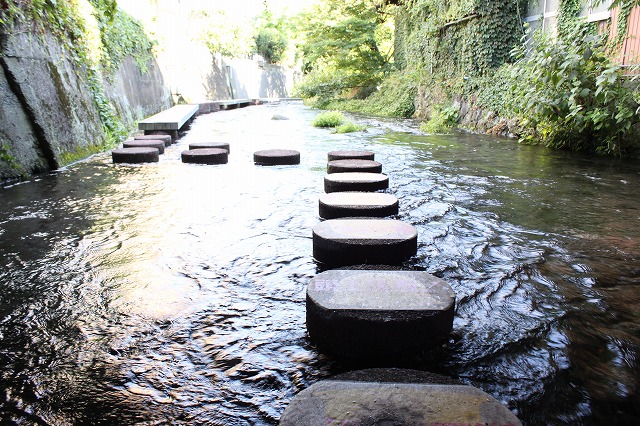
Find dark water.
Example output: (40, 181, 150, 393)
(1, 102, 639, 425)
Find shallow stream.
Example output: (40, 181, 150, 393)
(1, 102, 639, 424)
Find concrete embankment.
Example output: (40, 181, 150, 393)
(0, 26, 171, 181)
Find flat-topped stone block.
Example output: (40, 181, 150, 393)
(306, 269, 455, 358)
(188, 142, 230, 153)
(324, 172, 389, 193)
(181, 148, 228, 165)
(254, 149, 300, 166)
(319, 192, 398, 219)
(112, 147, 159, 164)
(312, 218, 417, 266)
(138, 104, 199, 131)
(134, 134, 172, 147)
(123, 139, 165, 154)
(327, 159, 382, 174)
(279, 370, 522, 426)
(327, 150, 375, 161)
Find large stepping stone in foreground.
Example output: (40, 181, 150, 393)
(181, 148, 228, 164)
(324, 172, 388, 193)
(123, 139, 165, 154)
(279, 369, 522, 426)
(112, 147, 159, 164)
(327, 150, 375, 161)
(313, 218, 417, 266)
(134, 134, 172, 147)
(189, 142, 230, 153)
(254, 149, 300, 165)
(327, 159, 382, 174)
(319, 192, 398, 219)
(306, 269, 455, 358)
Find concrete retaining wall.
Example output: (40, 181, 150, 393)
(0, 28, 171, 182)
(415, 86, 521, 138)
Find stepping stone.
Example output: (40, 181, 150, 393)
(181, 148, 228, 164)
(319, 192, 398, 219)
(123, 139, 165, 154)
(254, 149, 300, 165)
(279, 369, 522, 426)
(327, 159, 382, 174)
(312, 218, 417, 266)
(327, 150, 375, 161)
(134, 134, 172, 147)
(306, 269, 455, 358)
(324, 172, 389, 193)
(144, 130, 177, 143)
(112, 147, 159, 164)
(188, 142, 231, 153)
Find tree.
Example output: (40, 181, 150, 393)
(294, 0, 395, 100)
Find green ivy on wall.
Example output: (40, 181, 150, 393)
(1, 0, 154, 159)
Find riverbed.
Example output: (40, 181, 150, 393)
(0, 101, 638, 424)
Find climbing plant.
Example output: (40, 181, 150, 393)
(0, 0, 153, 154)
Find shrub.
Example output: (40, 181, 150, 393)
(335, 121, 366, 133)
(419, 105, 459, 134)
(254, 27, 287, 64)
(312, 111, 346, 128)
(507, 25, 640, 156)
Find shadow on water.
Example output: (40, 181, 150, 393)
(1, 103, 639, 424)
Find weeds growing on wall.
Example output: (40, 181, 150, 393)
(1, 0, 154, 161)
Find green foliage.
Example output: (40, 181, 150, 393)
(312, 111, 346, 127)
(199, 9, 253, 58)
(295, 0, 395, 100)
(419, 105, 459, 134)
(395, 0, 523, 78)
(507, 25, 640, 156)
(335, 121, 367, 133)
(557, 0, 583, 38)
(252, 6, 290, 64)
(0, 144, 24, 176)
(91, 4, 154, 77)
(0, 0, 144, 165)
(254, 27, 287, 63)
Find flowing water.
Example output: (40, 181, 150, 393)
(0, 102, 639, 425)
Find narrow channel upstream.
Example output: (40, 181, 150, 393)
(1, 101, 639, 424)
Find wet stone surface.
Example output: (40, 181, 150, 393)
(306, 270, 455, 358)
(327, 159, 382, 174)
(312, 219, 418, 266)
(327, 150, 375, 161)
(123, 139, 165, 155)
(318, 192, 398, 219)
(324, 172, 389, 193)
(134, 134, 172, 147)
(279, 379, 522, 426)
(112, 147, 159, 163)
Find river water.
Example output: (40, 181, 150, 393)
(0, 101, 638, 425)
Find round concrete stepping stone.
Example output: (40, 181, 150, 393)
(306, 269, 455, 358)
(134, 134, 172, 147)
(181, 148, 228, 165)
(324, 172, 389, 193)
(327, 150, 375, 161)
(123, 139, 165, 154)
(112, 147, 159, 164)
(319, 192, 398, 219)
(327, 159, 382, 174)
(254, 149, 300, 165)
(312, 218, 417, 266)
(188, 142, 230, 153)
(279, 369, 522, 426)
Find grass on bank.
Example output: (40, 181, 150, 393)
(312, 111, 345, 127)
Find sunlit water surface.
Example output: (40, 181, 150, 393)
(1, 102, 639, 425)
